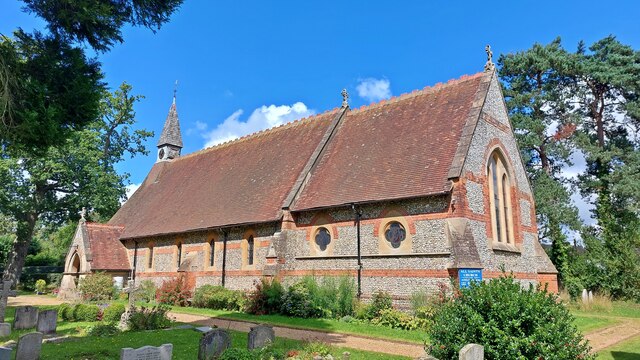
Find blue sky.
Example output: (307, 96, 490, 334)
(2, 1, 639, 221)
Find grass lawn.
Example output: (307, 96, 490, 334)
(596, 335, 640, 360)
(1, 306, 97, 343)
(573, 315, 619, 334)
(571, 301, 640, 320)
(164, 305, 428, 344)
(39, 328, 409, 360)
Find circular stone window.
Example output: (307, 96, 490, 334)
(384, 222, 406, 249)
(315, 227, 331, 252)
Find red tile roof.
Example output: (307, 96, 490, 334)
(109, 110, 338, 239)
(84, 223, 130, 270)
(291, 73, 486, 210)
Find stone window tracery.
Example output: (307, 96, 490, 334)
(487, 150, 514, 245)
(384, 221, 406, 249)
(314, 227, 331, 252)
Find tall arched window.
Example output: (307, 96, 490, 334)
(487, 151, 514, 245)
(209, 240, 215, 267)
(176, 242, 182, 269)
(247, 235, 254, 266)
(148, 246, 154, 270)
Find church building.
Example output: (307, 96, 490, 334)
(60, 58, 558, 302)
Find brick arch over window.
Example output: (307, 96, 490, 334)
(486, 148, 516, 247)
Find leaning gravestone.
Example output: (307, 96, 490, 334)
(13, 306, 38, 330)
(459, 343, 484, 360)
(198, 329, 231, 360)
(247, 324, 275, 350)
(36, 309, 57, 335)
(0, 347, 10, 360)
(120, 343, 173, 360)
(16, 332, 43, 360)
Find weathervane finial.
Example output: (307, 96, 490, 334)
(341, 89, 349, 108)
(484, 44, 495, 72)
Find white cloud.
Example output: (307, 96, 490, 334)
(202, 102, 314, 148)
(195, 121, 208, 131)
(356, 78, 391, 103)
(123, 183, 141, 203)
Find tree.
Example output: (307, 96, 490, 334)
(1, 0, 182, 152)
(0, 83, 153, 285)
(498, 39, 581, 282)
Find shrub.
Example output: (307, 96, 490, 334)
(72, 304, 101, 322)
(364, 290, 393, 320)
(139, 280, 157, 303)
(156, 275, 191, 306)
(218, 348, 255, 360)
(58, 303, 73, 321)
(371, 308, 429, 331)
(85, 323, 120, 337)
(428, 274, 595, 360)
(127, 305, 171, 330)
(246, 278, 285, 315)
(193, 285, 246, 311)
(35, 279, 47, 294)
(281, 281, 322, 318)
(335, 276, 356, 318)
(102, 303, 126, 323)
(78, 272, 116, 301)
(301, 341, 332, 357)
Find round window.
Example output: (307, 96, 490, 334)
(315, 227, 331, 251)
(384, 222, 406, 248)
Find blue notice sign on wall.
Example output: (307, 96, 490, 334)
(459, 269, 482, 288)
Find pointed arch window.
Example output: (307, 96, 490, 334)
(247, 235, 254, 266)
(209, 240, 215, 267)
(148, 246, 154, 271)
(487, 151, 514, 245)
(176, 242, 182, 269)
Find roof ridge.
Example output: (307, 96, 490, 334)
(86, 222, 125, 229)
(176, 107, 341, 162)
(349, 72, 485, 115)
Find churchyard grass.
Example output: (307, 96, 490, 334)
(38, 328, 409, 360)
(1, 306, 97, 342)
(572, 315, 619, 333)
(596, 335, 640, 360)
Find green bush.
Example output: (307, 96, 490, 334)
(58, 303, 73, 321)
(72, 303, 101, 322)
(280, 281, 321, 318)
(78, 272, 116, 301)
(364, 290, 393, 320)
(192, 285, 246, 311)
(371, 308, 429, 331)
(218, 348, 255, 360)
(246, 278, 285, 315)
(428, 275, 594, 360)
(139, 280, 157, 303)
(102, 303, 126, 323)
(85, 323, 120, 337)
(35, 279, 47, 293)
(127, 305, 171, 330)
(156, 275, 191, 306)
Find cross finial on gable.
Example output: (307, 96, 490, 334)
(484, 44, 495, 72)
(80, 207, 87, 222)
(341, 89, 349, 108)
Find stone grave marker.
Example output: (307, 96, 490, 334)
(588, 290, 594, 303)
(16, 332, 43, 360)
(581, 288, 588, 304)
(459, 343, 484, 360)
(119, 279, 142, 331)
(195, 326, 213, 333)
(0, 347, 10, 360)
(0, 281, 17, 323)
(0, 323, 10, 337)
(198, 329, 231, 360)
(120, 343, 173, 360)
(247, 324, 275, 350)
(13, 306, 38, 330)
(36, 309, 57, 335)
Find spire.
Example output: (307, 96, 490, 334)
(157, 83, 183, 161)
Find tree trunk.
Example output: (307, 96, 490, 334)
(2, 213, 37, 287)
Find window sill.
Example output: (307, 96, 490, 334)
(491, 242, 521, 253)
(295, 252, 451, 260)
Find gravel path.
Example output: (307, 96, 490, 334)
(584, 319, 640, 352)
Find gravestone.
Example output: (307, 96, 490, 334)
(120, 343, 172, 360)
(588, 290, 594, 303)
(459, 344, 484, 360)
(13, 306, 38, 330)
(195, 326, 213, 333)
(0, 347, 10, 360)
(36, 309, 57, 335)
(247, 324, 275, 350)
(198, 329, 231, 360)
(16, 332, 43, 360)
(0, 281, 17, 323)
(0, 323, 10, 337)
(581, 289, 588, 304)
(119, 279, 142, 331)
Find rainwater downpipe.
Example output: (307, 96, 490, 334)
(352, 204, 362, 299)
(221, 230, 228, 288)
(132, 241, 138, 281)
